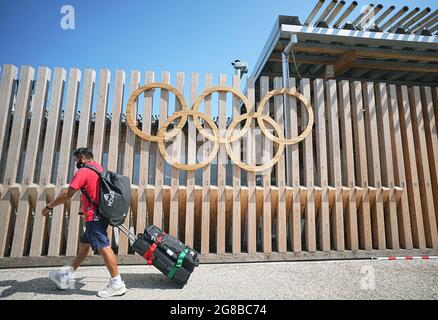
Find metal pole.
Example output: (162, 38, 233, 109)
(281, 51, 292, 186)
(281, 33, 297, 185)
(304, 0, 326, 26)
(380, 6, 409, 31)
(333, 1, 358, 28)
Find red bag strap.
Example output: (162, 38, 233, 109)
(143, 235, 163, 265)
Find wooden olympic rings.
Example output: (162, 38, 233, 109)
(125, 83, 313, 172)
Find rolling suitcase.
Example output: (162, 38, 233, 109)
(118, 224, 200, 287)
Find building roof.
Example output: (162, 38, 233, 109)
(251, 1, 438, 87)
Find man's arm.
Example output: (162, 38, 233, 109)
(41, 187, 77, 216)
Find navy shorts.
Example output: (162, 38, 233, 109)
(80, 219, 110, 251)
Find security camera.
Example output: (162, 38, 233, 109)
(231, 60, 248, 69)
(231, 59, 248, 78)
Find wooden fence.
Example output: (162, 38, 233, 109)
(0, 64, 437, 267)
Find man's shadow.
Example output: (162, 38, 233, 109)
(0, 273, 183, 298)
(0, 277, 94, 298)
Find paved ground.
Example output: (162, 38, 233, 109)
(0, 259, 437, 300)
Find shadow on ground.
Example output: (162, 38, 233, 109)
(121, 273, 185, 290)
(0, 273, 182, 298)
(0, 277, 93, 298)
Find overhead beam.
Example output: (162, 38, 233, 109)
(269, 53, 336, 65)
(355, 60, 438, 73)
(333, 49, 356, 75)
(275, 42, 438, 62)
(268, 52, 438, 74)
(258, 71, 438, 87)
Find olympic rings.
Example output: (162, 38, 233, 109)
(225, 113, 285, 172)
(191, 86, 253, 143)
(256, 88, 314, 145)
(125, 82, 313, 172)
(157, 110, 220, 171)
(126, 83, 188, 142)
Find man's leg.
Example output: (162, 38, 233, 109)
(48, 241, 90, 290)
(72, 243, 91, 271)
(97, 245, 126, 297)
(89, 221, 126, 297)
(98, 246, 119, 278)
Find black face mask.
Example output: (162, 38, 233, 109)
(76, 161, 83, 169)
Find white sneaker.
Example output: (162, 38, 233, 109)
(48, 268, 72, 290)
(97, 281, 127, 298)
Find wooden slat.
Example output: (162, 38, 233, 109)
(217, 74, 227, 254)
(387, 84, 413, 249)
(0, 65, 18, 162)
(350, 81, 373, 250)
(0, 66, 34, 257)
(119, 71, 140, 255)
(434, 88, 438, 121)
(338, 80, 359, 251)
(313, 79, 330, 252)
(260, 76, 272, 254)
(397, 85, 426, 249)
(375, 82, 400, 250)
(408, 86, 438, 249)
(363, 82, 386, 250)
(92, 69, 110, 164)
(76, 69, 95, 149)
(83, 69, 100, 257)
(84, 68, 107, 256)
(184, 73, 198, 247)
(10, 67, 51, 257)
(287, 78, 301, 252)
(201, 74, 212, 253)
(420, 87, 438, 236)
(137, 71, 154, 234)
(169, 72, 184, 238)
(29, 68, 66, 257)
(64, 69, 95, 256)
(301, 78, 316, 252)
(48, 68, 81, 256)
(153, 72, 170, 229)
(273, 78, 287, 253)
(107, 70, 125, 172)
(246, 76, 257, 253)
(326, 80, 345, 251)
(106, 70, 125, 245)
(231, 75, 241, 254)
(2, 66, 34, 186)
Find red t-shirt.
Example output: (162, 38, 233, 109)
(69, 161, 104, 222)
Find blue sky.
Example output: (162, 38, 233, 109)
(1, 0, 436, 80)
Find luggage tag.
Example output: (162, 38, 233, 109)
(166, 248, 176, 258)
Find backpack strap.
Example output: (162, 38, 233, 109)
(82, 164, 103, 177)
(80, 164, 102, 208)
(81, 187, 99, 208)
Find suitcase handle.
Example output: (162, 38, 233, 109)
(117, 224, 137, 243)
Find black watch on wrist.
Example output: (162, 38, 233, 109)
(45, 205, 53, 211)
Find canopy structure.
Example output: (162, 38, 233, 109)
(251, 1, 438, 88)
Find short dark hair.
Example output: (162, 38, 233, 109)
(73, 147, 94, 160)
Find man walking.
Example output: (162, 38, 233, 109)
(42, 147, 127, 297)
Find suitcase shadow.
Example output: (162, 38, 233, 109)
(0, 277, 96, 298)
(121, 273, 184, 290)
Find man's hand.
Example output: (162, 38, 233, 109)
(41, 188, 76, 217)
(42, 206, 52, 217)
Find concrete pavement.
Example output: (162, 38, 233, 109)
(0, 259, 437, 299)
